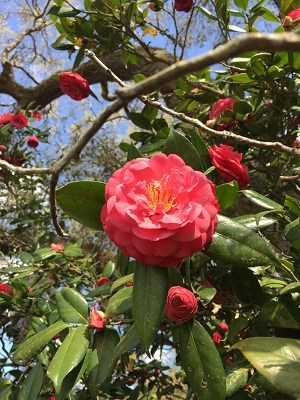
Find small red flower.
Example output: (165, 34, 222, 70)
(292, 139, 300, 147)
(48, 395, 56, 400)
(10, 113, 28, 129)
(50, 243, 65, 252)
(218, 322, 229, 333)
(209, 98, 236, 120)
(174, 0, 193, 12)
(0, 283, 11, 294)
(0, 113, 12, 126)
(59, 72, 90, 101)
(33, 111, 42, 120)
(283, 9, 300, 29)
(165, 286, 198, 323)
(0, 145, 7, 152)
(89, 306, 106, 329)
(208, 144, 249, 189)
(191, 87, 201, 94)
(27, 135, 39, 148)
(212, 331, 222, 345)
(96, 277, 110, 287)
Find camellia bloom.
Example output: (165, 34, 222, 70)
(0, 113, 12, 126)
(0, 283, 11, 294)
(96, 277, 110, 287)
(0, 145, 7, 152)
(33, 110, 42, 120)
(51, 243, 65, 252)
(165, 286, 198, 323)
(10, 113, 28, 129)
(283, 9, 300, 29)
(175, 0, 193, 12)
(209, 97, 236, 120)
(27, 135, 39, 148)
(59, 72, 90, 101)
(89, 306, 106, 329)
(48, 395, 56, 400)
(208, 144, 249, 189)
(101, 153, 219, 267)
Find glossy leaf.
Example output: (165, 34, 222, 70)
(230, 267, 264, 305)
(56, 181, 105, 230)
(47, 325, 89, 393)
(205, 216, 279, 267)
(226, 365, 249, 398)
(114, 324, 140, 359)
(259, 300, 300, 329)
(13, 321, 69, 363)
(56, 287, 88, 324)
(127, 143, 142, 161)
(17, 362, 44, 400)
(163, 129, 204, 171)
(233, 214, 278, 231)
(133, 263, 168, 349)
(105, 286, 133, 317)
(87, 328, 120, 396)
(110, 273, 134, 294)
(232, 337, 300, 397)
(280, 282, 300, 295)
(216, 181, 239, 212)
(179, 320, 226, 400)
(240, 190, 283, 210)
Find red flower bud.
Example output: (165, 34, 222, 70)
(27, 135, 39, 148)
(59, 72, 90, 101)
(218, 322, 229, 333)
(212, 331, 222, 345)
(292, 139, 300, 147)
(174, 0, 193, 12)
(96, 277, 110, 287)
(50, 243, 65, 252)
(89, 306, 106, 329)
(283, 9, 300, 29)
(33, 111, 42, 120)
(0, 283, 12, 294)
(165, 286, 198, 323)
(0, 145, 7, 152)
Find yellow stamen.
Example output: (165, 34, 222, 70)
(146, 180, 175, 212)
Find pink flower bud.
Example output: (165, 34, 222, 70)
(218, 322, 229, 332)
(96, 277, 110, 287)
(27, 135, 39, 148)
(212, 331, 222, 345)
(59, 72, 90, 101)
(50, 243, 65, 252)
(89, 306, 107, 329)
(165, 286, 198, 323)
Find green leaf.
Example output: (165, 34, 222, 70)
(63, 243, 83, 258)
(233, 101, 252, 114)
(226, 365, 249, 398)
(230, 267, 264, 305)
(240, 190, 283, 210)
(205, 216, 279, 267)
(49, 5, 80, 17)
(227, 73, 254, 83)
(284, 218, 300, 242)
(56, 288, 88, 324)
(129, 112, 152, 131)
(33, 248, 57, 261)
(259, 300, 300, 329)
(216, 181, 239, 212)
(232, 337, 300, 398)
(127, 143, 142, 161)
(47, 325, 89, 393)
(197, 6, 218, 20)
(110, 273, 134, 294)
(105, 286, 133, 317)
(234, 0, 249, 10)
(133, 263, 168, 349)
(56, 181, 105, 230)
(163, 129, 204, 171)
(13, 321, 69, 363)
(233, 214, 278, 231)
(179, 320, 226, 400)
(197, 286, 217, 305)
(280, 282, 300, 295)
(19, 252, 34, 265)
(86, 282, 112, 298)
(17, 362, 44, 400)
(87, 328, 120, 396)
(114, 324, 140, 359)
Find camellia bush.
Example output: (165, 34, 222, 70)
(1, 0, 300, 399)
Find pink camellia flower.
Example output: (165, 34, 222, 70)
(174, 0, 193, 12)
(89, 306, 106, 329)
(59, 72, 90, 101)
(0, 113, 12, 126)
(283, 9, 300, 29)
(212, 330, 222, 345)
(0, 283, 11, 294)
(50, 243, 65, 252)
(209, 97, 236, 120)
(218, 322, 229, 332)
(27, 135, 39, 148)
(10, 113, 28, 129)
(208, 144, 249, 189)
(101, 153, 219, 267)
(96, 277, 110, 287)
(165, 286, 198, 323)
(0, 145, 7, 152)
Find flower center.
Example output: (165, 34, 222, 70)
(146, 179, 176, 213)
